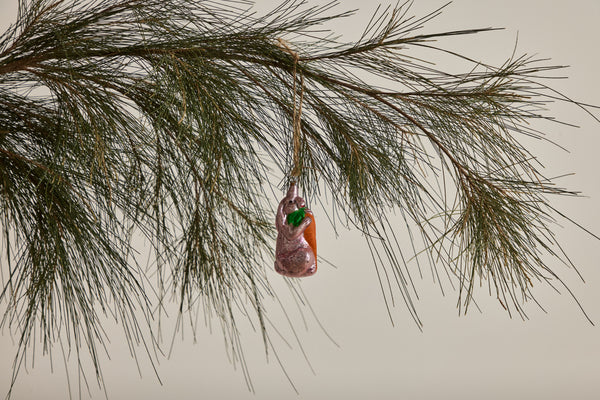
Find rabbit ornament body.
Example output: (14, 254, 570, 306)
(274, 182, 317, 277)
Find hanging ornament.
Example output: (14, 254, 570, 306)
(275, 182, 317, 277)
(274, 39, 316, 277)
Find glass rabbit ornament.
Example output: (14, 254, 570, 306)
(274, 182, 317, 277)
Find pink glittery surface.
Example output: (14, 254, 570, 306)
(274, 182, 316, 277)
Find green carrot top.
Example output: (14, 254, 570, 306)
(287, 207, 306, 227)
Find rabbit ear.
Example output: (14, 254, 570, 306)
(286, 181, 298, 198)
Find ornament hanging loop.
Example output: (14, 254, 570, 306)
(277, 38, 305, 180)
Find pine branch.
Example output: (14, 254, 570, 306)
(0, 0, 598, 396)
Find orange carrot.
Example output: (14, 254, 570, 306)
(303, 211, 317, 268)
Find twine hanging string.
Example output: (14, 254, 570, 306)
(277, 38, 304, 179)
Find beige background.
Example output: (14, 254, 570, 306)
(1, 1, 599, 399)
